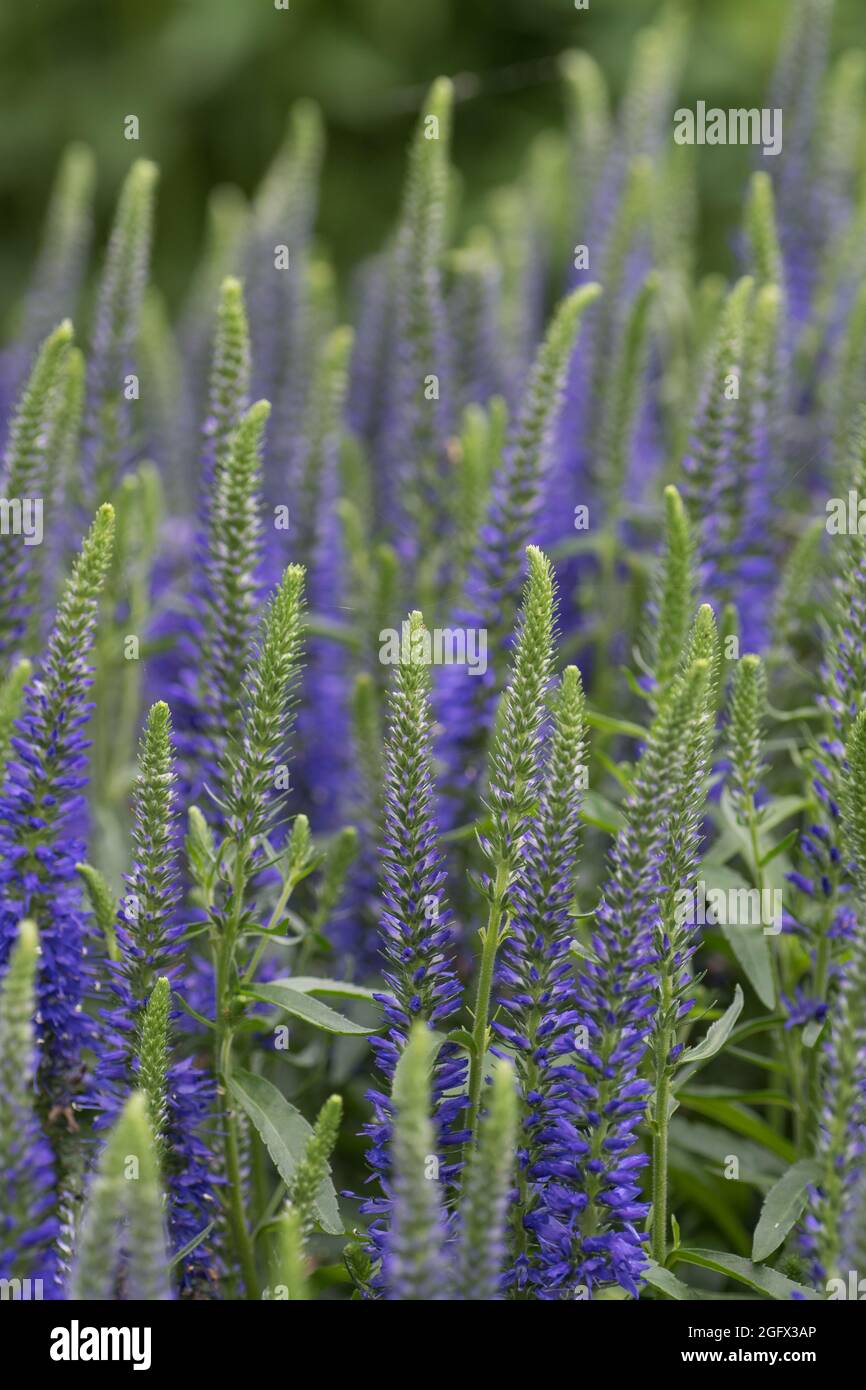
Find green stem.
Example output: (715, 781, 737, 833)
(804, 920, 832, 1150)
(651, 972, 674, 1265)
(214, 851, 260, 1298)
(591, 526, 619, 712)
(748, 814, 787, 1138)
(464, 865, 510, 1168)
(466, 906, 502, 1140)
(219, 1030, 259, 1298)
(240, 872, 298, 986)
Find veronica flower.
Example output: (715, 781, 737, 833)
(199, 275, 251, 507)
(447, 237, 507, 411)
(243, 100, 324, 509)
(554, 9, 685, 555)
(14, 144, 95, 381)
(456, 1055, 518, 1300)
(326, 673, 386, 979)
(487, 185, 546, 413)
(193, 563, 307, 1299)
(802, 706, 866, 1286)
(784, 439, 866, 1064)
(80, 161, 157, 504)
(381, 1022, 453, 1301)
(86, 701, 216, 1291)
(0, 504, 114, 1105)
(646, 656, 716, 1264)
(0, 320, 74, 665)
(0, 919, 62, 1297)
(375, 79, 454, 569)
(294, 327, 354, 832)
(492, 663, 587, 1291)
(361, 611, 466, 1273)
(0, 658, 33, 776)
(72, 1091, 171, 1301)
(346, 254, 390, 443)
(179, 391, 268, 811)
(680, 270, 780, 652)
(761, 0, 834, 333)
(534, 638, 714, 1299)
(436, 286, 600, 830)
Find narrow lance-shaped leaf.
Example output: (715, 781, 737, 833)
(227, 1069, 342, 1235)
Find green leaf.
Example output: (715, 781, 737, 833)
(445, 1027, 477, 1053)
(669, 1117, 784, 1189)
(581, 790, 625, 834)
(801, 1017, 825, 1049)
(245, 982, 378, 1036)
(676, 984, 744, 1072)
(584, 707, 648, 739)
(677, 1095, 796, 1163)
(670, 1247, 818, 1300)
(680, 1085, 792, 1109)
(755, 795, 808, 832)
(168, 1221, 216, 1271)
(643, 1260, 696, 1300)
(280, 976, 379, 1003)
(227, 1070, 342, 1234)
(709, 870, 774, 1009)
(759, 827, 800, 867)
(752, 1160, 821, 1262)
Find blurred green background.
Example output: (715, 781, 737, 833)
(1, 0, 863, 320)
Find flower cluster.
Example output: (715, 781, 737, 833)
(3, 0, 866, 1311)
